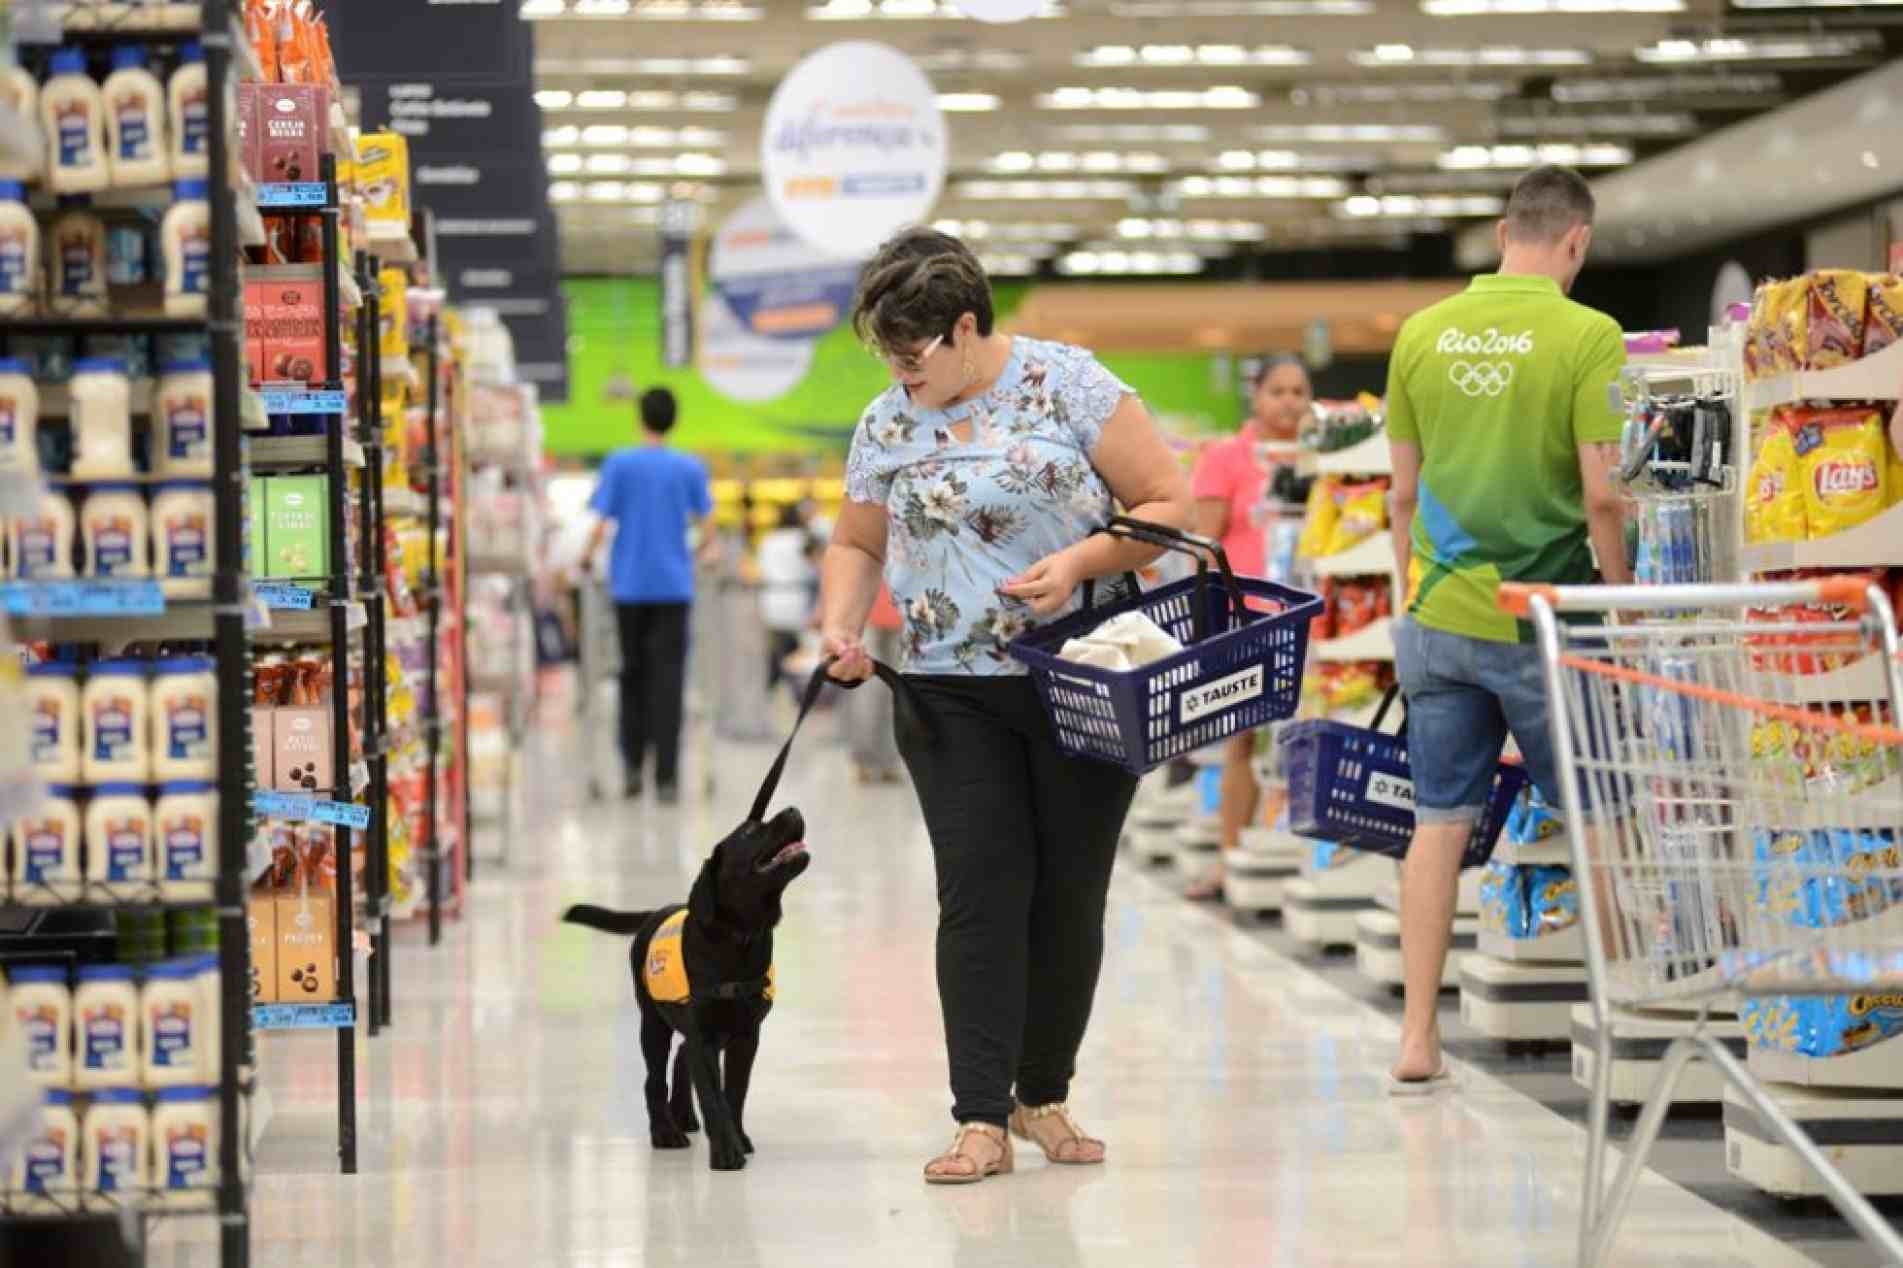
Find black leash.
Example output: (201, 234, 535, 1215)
(747, 656, 927, 825)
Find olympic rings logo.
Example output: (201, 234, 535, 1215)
(1448, 360, 1514, 398)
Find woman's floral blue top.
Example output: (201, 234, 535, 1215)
(845, 337, 1133, 675)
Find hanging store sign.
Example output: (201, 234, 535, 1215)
(760, 41, 946, 259)
(708, 195, 861, 342)
(660, 201, 699, 370)
(698, 291, 814, 403)
(327, 0, 533, 84)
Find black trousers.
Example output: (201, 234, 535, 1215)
(614, 601, 690, 789)
(894, 676, 1139, 1127)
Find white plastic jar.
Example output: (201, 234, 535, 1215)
(102, 44, 169, 188)
(84, 782, 153, 889)
(153, 360, 211, 475)
(151, 1085, 216, 1204)
(161, 178, 208, 318)
(67, 357, 132, 477)
(151, 655, 215, 778)
(80, 482, 148, 578)
(0, 69, 41, 182)
(41, 47, 109, 195)
(13, 786, 81, 904)
(14, 1089, 79, 1212)
(26, 661, 81, 780)
(46, 203, 108, 317)
(11, 490, 75, 579)
(155, 781, 216, 902)
(151, 481, 213, 596)
(167, 42, 208, 180)
(8, 964, 72, 1086)
(0, 356, 39, 475)
(73, 962, 140, 1088)
(191, 953, 220, 1082)
(142, 957, 205, 1086)
(82, 660, 149, 783)
(0, 189, 37, 316)
(81, 1088, 149, 1208)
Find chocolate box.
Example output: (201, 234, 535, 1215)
(273, 893, 334, 1002)
(251, 266, 324, 386)
(257, 83, 328, 186)
(271, 704, 332, 793)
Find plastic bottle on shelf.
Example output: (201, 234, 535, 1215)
(45, 199, 108, 316)
(10, 489, 76, 578)
(0, 356, 39, 473)
(84, 782, 154, 888)
(82, 661, 150, 783)
(73, 962, 141, 1088)
(13, 785, 81, 903)
(155, 780, 216, 901)
(41, 48, 109, 195)
(190, 953, 219, 1082)
(80, 482, 149, 579)
(161, 178, 209, 318)
(142, 957, 206, 1086)
(152, 480, 214, 595)
(8, 964, 72, 1086)
(151, 1085, 216, 1204)
(26, 661, 82, 780)
(80, 1087, 149, 1208)
(0, 185, 39, 314)
(0, 67, 41, 182)
(151, 654, 216, 778)
(153, 359, 212, 475)
(13, 1089, 79, 1212)
(168, 42, 208, 181)
(102, 45, 169, 188)
(68, 356, 133, 477)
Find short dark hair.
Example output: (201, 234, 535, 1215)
(1253, 352, 1308, 388)
(850, 226, 994, 357)
(640, 387, 678, 435)
(1503, 165, 1596, 245)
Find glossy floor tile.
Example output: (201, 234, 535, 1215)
(152, 712, 1824, 1267)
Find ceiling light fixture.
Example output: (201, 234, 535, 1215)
(1438, 142, 1633, 169)
(1337, 193, 1503, 218)
(1252, 123, 1446, 143)
(1211, 150, 1376, 173)
(1422, 0, 1679, 11)
(807, 0, 1064, 16)
(1551, 71, 1781, 101)
(1350, 44, 1591, 66)
(573, 0, 631, 13)
(520, 0, 564, 16)
(980, 253, 1041, 277)
(1075, 43, 1312, 67)
(1111, 1, 1371, 14)
(1297, 80, 1512, 103)
(1497, 111, 1694, 137)
(1635, 32, 1879, 62)
(534, 90, 574, 110)
(938, 93, 1002, 112)
(954, 178, 1140, 200)
(1175, 175, 1348, 198)
(1057, 249, 1205, 276)
(1037, 86, 1262, 110)
(627, 0, 764, 15)
(1055, 124, 1211, 143)
(1731, 0, 1903, 9)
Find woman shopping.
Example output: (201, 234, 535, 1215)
(1182, 355, 1313, 901)
(820, 227, 1194, 1184)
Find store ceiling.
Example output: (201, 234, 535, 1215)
(526, 0, 1901, 276)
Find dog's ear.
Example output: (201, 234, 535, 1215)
(687, 850, 720, 922)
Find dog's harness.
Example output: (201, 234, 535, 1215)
(644, 908, 776, 1005)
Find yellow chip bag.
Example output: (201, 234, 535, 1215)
(1773, 277, 1808, 374)
(1864, 274, 1903, 358)
(1793, 407, 1889, 538)
(1745, 412, 1805, 544)
(1322, 483, 1388, 556)
(1296, 478, 1339, 560)
(1807, 269, 1869, 369)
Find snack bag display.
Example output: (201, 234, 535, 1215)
(1792, 407, 1889, 538)
(1863, 274, 1903, 357)
(1744, 412, 1805, 543)
(1478, 861, 1524, 938)
(1524, 866, 1579, 937)
(1806, 269, 1870, 369)
(1751, 994, 1903, 1058)
(1296, 478, 1338, 560)
(354, 131, 412, 231)
(1321, 480, 1388, 556)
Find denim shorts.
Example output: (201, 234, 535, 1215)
(1392, 616, 1567, 825)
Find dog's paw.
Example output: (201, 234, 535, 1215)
(651, 1128, 692, 1150)
(709, 1140, 748, 1171)
(740, 1132, 754, 1155)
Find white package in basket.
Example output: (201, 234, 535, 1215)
(1059, 611, 1184, 672)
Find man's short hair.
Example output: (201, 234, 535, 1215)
(640, 387, 678, 435)
(1503, 165, 1596, 245)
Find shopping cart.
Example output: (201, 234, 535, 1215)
(1499, 575, 1903, 1267)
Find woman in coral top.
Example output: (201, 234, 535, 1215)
(1183, 354, 1313, 900)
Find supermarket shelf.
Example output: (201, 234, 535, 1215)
(1744, 339, 1903, 412)
(1758, 652, 1899, 706)
(366, 220, 419, 264)
(0, 1185, 219, 1220)
(250, 434, 366, 470)
(3, 578, 165, 616)
(1741, 502, 1903, 572)
(1314, 616, 1396, 663)
(1478, 924, 1585, 964)
(384, 487, 428, 518)
(1314, 432, 1393, 476)
(0, 313, 205, 336)
(259, 387, 350, 416)
(329, 99, 353, 162)
(1311, 533, 1395, 579)
(253, 1001, 357, 1032)
(253, 600, 366, 644)
(1747, 1033, 1903, 1091)
(0, 886, 216, 912)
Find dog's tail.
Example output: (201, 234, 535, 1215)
(561, 904, 653, 935)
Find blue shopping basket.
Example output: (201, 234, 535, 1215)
(1008, 516, 1322, 775)
(1279, 685, 1527, 869)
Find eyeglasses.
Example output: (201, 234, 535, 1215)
(879, 333, 945, 376)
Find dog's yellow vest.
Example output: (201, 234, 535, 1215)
(644, 909, 775, 1004)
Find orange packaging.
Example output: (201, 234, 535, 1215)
(1745, 411, 1806, 544)
(1864, 274, 1903, 358)
(245, 2, 277, 83)
(1807, 270, 1869, 370)
(1792, 407, 1889, 538)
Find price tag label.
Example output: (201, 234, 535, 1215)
(256, 182, 329, 208)
(254, 582, 315, 611)
(1, 580, 165, 616)
(261, 389, 348, 416)
(252, 1002, 356, 1031)
(311, 800, 372, 831)
(252, 790, 373, 832)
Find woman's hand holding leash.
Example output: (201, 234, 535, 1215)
(821, 630, 875, 684)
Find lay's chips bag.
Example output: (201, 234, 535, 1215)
(1863, 274, 1903, 358)
(1745, 411, 1805, 543)
(1806, 269, 1869, 369)
(1792, 407, 1889, 538)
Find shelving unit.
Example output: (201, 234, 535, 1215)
(0, 8, 253, 1264)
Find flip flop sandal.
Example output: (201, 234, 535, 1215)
(924, 1123, 1013, 1186)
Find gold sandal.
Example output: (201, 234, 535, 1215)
(924, 1122, 1013, 1186)
(1009, 1101, 1106, 1166)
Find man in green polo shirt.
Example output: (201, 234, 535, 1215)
(1383, 165, 1631, 1092)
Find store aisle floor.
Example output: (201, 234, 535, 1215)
(155, 717, 1817, 1268)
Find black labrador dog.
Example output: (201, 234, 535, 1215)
(563, 806, 811, 1172)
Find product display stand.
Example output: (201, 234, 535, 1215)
(0, 4, 253, 1261)
(423, 312, 444, 946)
(1223, 824, 1304, 917)
(1283, 853, 1390, 951)
(355, 248, 392, 1035)
(1358, 870, 1482, 993)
